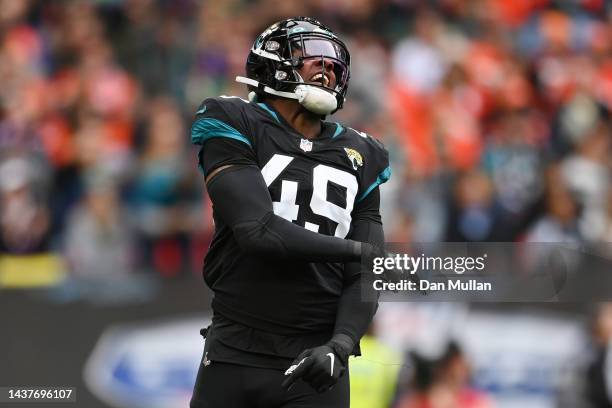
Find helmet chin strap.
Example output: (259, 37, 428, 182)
(236, 76, 337, 116)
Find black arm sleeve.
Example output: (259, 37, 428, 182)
(206, 164, 364, 262)
(333, 188, 383, 354)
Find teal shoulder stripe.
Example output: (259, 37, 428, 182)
(332, 123, 344, 139)
(191, 118, 252, 147)
(257, 103, 280, 123)
(357, 166, 391, 202)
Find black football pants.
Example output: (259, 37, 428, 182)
(190, 357, 349, 408)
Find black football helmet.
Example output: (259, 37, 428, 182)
(235, 17, 351, 114)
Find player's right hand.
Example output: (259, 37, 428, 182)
(362, 243, 427, 295)
(361, 243, 396, 283)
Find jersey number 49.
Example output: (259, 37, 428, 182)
(261, 154, 357, 238)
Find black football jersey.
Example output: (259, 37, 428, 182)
(191, 96, 390, 365)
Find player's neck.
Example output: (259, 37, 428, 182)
(268, 99, 322, 140)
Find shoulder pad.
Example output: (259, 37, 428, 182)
(344, 126, 387, 152)
(195, 95, 250, 116)
(340, 126, 390, 201)
(191, 96, 252, 147)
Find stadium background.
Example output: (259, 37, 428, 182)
(1, 0, 611, 407)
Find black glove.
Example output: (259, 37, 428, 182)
(281, 334, 353, 393)
(361, 242, 385, 262)
(361, 243, 399, 285)
(362, 243, 426, 295)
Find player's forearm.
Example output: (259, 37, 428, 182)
(207, 165, 364, 262)
(333, 209, 384, 351)
(232, 213, 363, 262)
(333, 278, 378, 349)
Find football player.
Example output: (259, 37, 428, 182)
(190, 17, 390, 408)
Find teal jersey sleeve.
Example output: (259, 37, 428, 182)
(346, 129, 391, 202)
(191, 97, 257, 176)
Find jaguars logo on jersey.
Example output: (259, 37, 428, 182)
(344, 148, 363, 170)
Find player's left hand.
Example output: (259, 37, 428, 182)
(281, 341, 349, 393)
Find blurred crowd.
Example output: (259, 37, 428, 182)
(2, 0, 611, 278)
(1, 1, 612, 406)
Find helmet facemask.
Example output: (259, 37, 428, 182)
(238, 18, 351, 115)
(277, 34, 350, 101)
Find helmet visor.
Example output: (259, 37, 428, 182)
(289, 37, 350, 91)
(297, 38, 348, 61)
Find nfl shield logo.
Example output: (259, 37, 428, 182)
(299, 138, 313, 152)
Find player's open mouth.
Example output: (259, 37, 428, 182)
(309, 73, 330, 87)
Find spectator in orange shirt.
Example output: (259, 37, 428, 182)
(396, 342, 493, 408)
